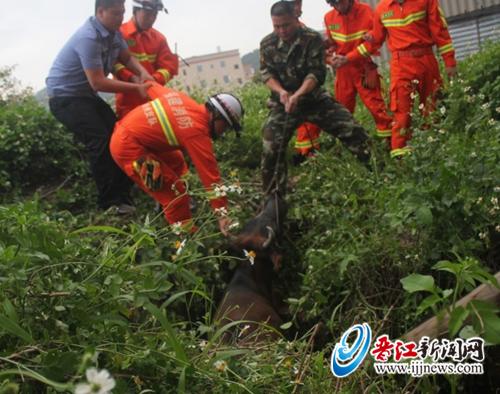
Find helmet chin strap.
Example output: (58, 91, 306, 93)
(209, 112, 220, 140)
(210, 119, 218, 140)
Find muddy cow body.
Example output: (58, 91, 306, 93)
(215, 192, 286, 343)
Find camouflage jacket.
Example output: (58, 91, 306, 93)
(260, 26, 326, 104)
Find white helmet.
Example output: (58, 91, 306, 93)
(132, 0, 167, 13)
(207, 93, 244, 132)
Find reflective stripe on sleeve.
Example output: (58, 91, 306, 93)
(330, 30, 368, 43)
(157, 68, 171, 82)
(438, 43, 454, 55)
(357, 43, 370, 57)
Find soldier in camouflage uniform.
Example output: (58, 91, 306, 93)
(260, 0, 370, 196)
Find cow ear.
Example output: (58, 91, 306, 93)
(270, 251, 283, 272)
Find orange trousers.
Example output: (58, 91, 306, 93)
(389, 52, 442, 157)
(335, 64, 392, 139)
(110, 124, 192, 226)
(295, 122, 321, 155)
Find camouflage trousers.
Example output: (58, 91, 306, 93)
(261, 91, 370, 197)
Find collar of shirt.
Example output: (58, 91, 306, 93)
(90, 16, 113, 39)
(277, 27, 304, 52)
(121, 18, 140, 36)
(388, 0, 408, 5)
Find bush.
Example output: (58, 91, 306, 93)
(458, 41, 500, 117)
(0, 97, 85, 193)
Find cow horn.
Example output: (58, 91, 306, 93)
(262, 226, 275, 248)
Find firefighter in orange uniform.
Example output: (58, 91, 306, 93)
(333, 0, 457, 158)
(325, 0, 393, 143)
(114, 0, 179, 119)
(110, 83, 244, 235)
(289, 0, 322, 162)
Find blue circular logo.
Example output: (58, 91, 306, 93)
(331, 323, 372, 378)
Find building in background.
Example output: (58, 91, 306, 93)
(363, 0, 500, 62)
(175, 49, 252, 93)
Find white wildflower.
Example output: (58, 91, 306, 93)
(464, 86, 471, 93)
(427, 136, 436, 143)
(481, 103, 490, 110)
(74, 368, 115, 394)
(479, 232, 487, 240)
(411, 79, 420, 84)
(440, 106, 446, 115)
(410, 92, 418, 100)
(496, 225, 500, 233)
(419, 103, 425, 110)
(228, 183, 243, 194)
(488, 118, 496, 126)
(476, 197, 483, 204)
(214, 360, 227, 372)
(214, 185, 228, 197)
(171, 222, 182, 235)
(470, 152, 477, 158)
(478, 93, 485, 100)
(243, 249, 256, 265)
(494, 186, 500, 193)
(496, 107, 500, 114)
(438, 129, 446, 134)
(199, 340, 208, 350)
(214, 207, 228, 217)
(466, 95, 475, 103)
(491, 197, 499, 206)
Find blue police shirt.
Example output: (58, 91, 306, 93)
(46, 16, 127, 97)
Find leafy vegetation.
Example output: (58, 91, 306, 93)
(0, 43, 499, 393)
(0, 68, 86, 194)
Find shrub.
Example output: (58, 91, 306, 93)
(0, 67, 86, 195)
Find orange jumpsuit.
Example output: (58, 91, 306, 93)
(348, 0, 456, 158)
(325, 1, 393, 140)
(114, 19, 179, 119)
(110, 84, 227, 230)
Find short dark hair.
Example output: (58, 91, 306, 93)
(270, 1, 295, 17)
(95, 0, 125, 14)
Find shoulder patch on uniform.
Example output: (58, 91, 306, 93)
(329, 24, 340, 31)
(127, 39, 136, 47)
(382, 10, 394, 19)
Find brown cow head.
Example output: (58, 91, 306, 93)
(229, 192, 286, 271)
